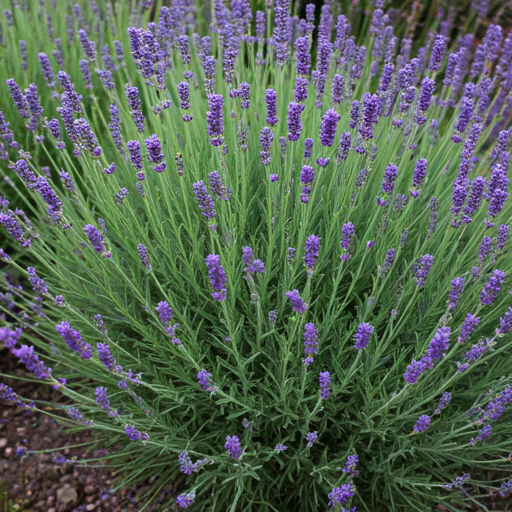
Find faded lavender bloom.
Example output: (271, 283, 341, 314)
(337, 132, 351, 162)
(303, 323, 319, 365)
(448, 277, 465, 309)
(434, 392, 452, 414)
(268, 311, 277, 326)
(340, 222, 354, 261)
(354, 323, 373, 350)
(478, 236, 492, 265)
(125, 85, 145, 133)
(12, 345, 51, 379)
(380, 249, 396, 275)
(193, 181, 216, 219)
(306, 431, 318, 447)
(285, 289, 307, 314)
(225, 435, 242, 459)
(348, 100, 359, 129)
(319, 371, 331, 399)
(319, 109, 341, 147)
(413, 415, 431, 433)
(96, 69, 115, 91)
(275, 443, 287, 452)
(328, 484, 355, 508)
(469, 424, 492, 445)
(97, 343, 116, 370)
(206, 94, 224, 146)
(59, 171, 75, 194)
(480, 269, 506, 305)
(343, 454, 359, 477)
(410, 159, 427, 197)
(84, 224, 106, 254)
(125, 425, 147, 441)
(176, 491, 195, 508)
(55, 321, 92, 359)
(209, 171, 230, 200)
(497, 224, 509, 251)
(377, 163, 397, 205)
(95, 387, 117, 417)
(304, 235, 320, 272)
(413, 254, 434, 286)
(198, 369, 214, 391)
(427, 327, 450, 361)
(287, 101, 305, 142)
(303, 138, 313, 160)
(205, 254, 227, 302)
(137, 244, 151, 269)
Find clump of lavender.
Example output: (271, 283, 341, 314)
(2, 3, 512, 512)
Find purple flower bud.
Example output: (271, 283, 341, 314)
(224, 435, 242, 459)
(429, 35, 447, 72)
(193, 181, 216, 219)
(304, 235, 320, 271)
(97, 343, 116, 370)
(84, 224, 106, 254)
(319, 371, 331, 399)
(287, 101, 305, 142)
(206, 94, 224, 146)
(348, 100, 359, 129)
(205, 254, 227, 301)
(449, 277, 465, 310)
(413, 415, 431, 433)
(407, 158, 426, 198)
(413, 254, 434, 286)
(56, 321, 92, 359)
(198, 369, 214, 391)
(480, 269, 506, 305)
(332, 74, 344, 104)
(354, 323, 373, 350)
(303, 323, 319, 364)
(319, 108, 341, 147)
(285, 289, 307, 313)
(306, 431, 317, 447)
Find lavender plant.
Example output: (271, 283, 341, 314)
(1, 1, 512, 511)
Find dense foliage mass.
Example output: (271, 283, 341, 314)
(1, 0, 512, 511)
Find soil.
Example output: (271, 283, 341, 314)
(0, 349, 179, 512)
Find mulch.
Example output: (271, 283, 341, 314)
(0, 349, 179, 512)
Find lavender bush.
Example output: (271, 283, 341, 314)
(1, 0, 512, 510)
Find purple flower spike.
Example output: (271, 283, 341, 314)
(340, 222, 354, 260)
(411, 159, 427, 197)
(285, 289, 308, 314)
(287, 101, 305, 142)
(205, 254, 227, 302)
(480, 269, 506, 305)
(304, 235, 320, 272)
(319, 108, 341, 147)
(413, 254, 434, 286)
(354, 323, 373, 350)
(319, 371, 331, 399)
(225, 435, 242, 460)
(427, 327, 450, 361)
(56, 321, 92, 359)
(266, 89, 278, 126)
(198, 369, 214, 391)
(413, 415, 431, 433)
(193, 181, 216, 219)
(303, 323, 319, 365)
(84, 224, 106, 254)
(204, 93, 225, 146)
(448, 277, 465, 309)
(306, 431, 318, 447)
